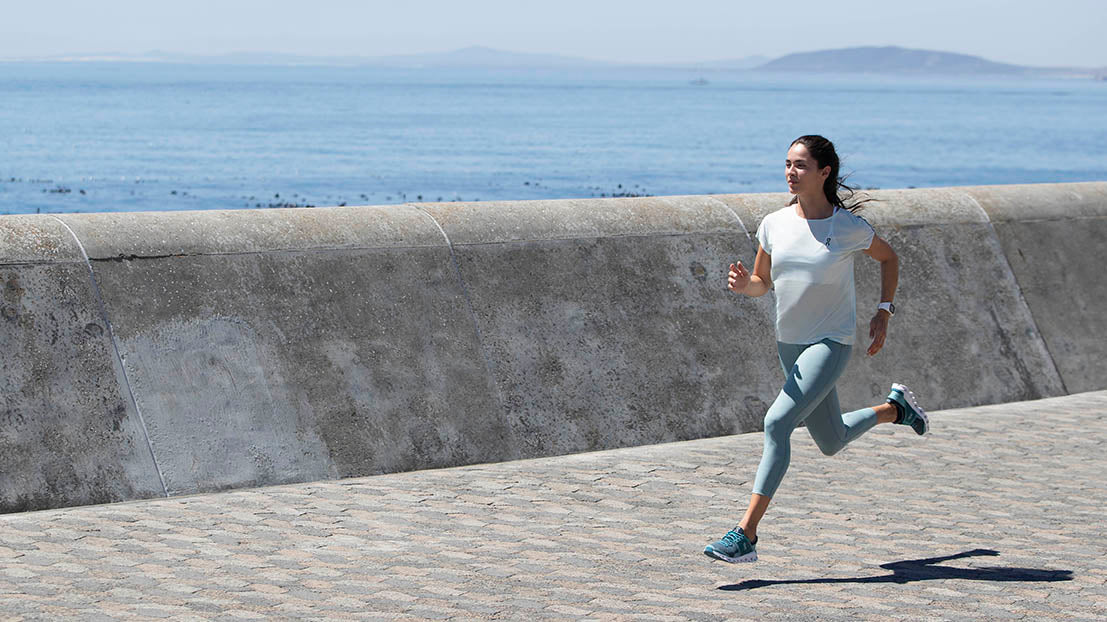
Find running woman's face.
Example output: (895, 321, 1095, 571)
(785, 143, 831, 196)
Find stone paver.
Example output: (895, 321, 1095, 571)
(2, 391, 1105, 620)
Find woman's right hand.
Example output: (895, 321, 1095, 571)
(728, 261, 751, 293)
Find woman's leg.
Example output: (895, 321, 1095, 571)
(725, 342, 913, 554)
(806, 389, 900, 455)
(750, 340, 851, 499)
(710, 340, 879, 561)
(804, 387, 878, 456)
(736, 340, 852, 541)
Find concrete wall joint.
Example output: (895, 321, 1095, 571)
(705, 196, 752, 240)
(446, 230, 742, 247)
(83, 244, 448, 262)
(0, 259, 87, 268)
(406, 204, 510, 426)
(49, 216, 171, 498)
(961, 194, 1069, 395)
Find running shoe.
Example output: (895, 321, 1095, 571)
(887, 383, 929, 435)
(704, 527, 758, 563)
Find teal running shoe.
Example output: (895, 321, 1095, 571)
(887, 383, 929, 435)
(704, 527, 758, 563)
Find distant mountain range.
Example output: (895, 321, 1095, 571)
(10, 45, 1105, 79)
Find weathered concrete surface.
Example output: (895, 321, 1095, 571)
(1, 182, 1105, 514)
(965, 182, 1107, 394)
(0, 217, 163, 513)
(1, 391, 1103, 620)
(420, 195, 781, 455)
(54, 206, 510, 497)
(52, 206, 439, 256)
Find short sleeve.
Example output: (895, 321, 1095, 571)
(755, 217, 772, 254)
(842, 213, 875, 253)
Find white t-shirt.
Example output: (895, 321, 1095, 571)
(755, 205, 875, 345)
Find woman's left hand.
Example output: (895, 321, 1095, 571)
(867, 312, 889, 356)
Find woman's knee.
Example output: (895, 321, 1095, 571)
(812, 437, 844, 456)
(763, 410, 794, 438)
(807, 423, 846, 456)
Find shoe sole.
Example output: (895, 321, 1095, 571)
(892, 383, 929, 435)
(704, 547, 758, 563)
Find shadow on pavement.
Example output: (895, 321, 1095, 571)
(719, 549, 1072, 591)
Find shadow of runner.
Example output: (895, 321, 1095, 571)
(719, 549, 1072, 591)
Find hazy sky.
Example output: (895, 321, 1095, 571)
(3, 0, 1105, 67)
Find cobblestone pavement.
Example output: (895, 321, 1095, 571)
(2, 391, 1105, 621)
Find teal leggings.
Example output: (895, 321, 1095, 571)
(752, 339, 878, 498)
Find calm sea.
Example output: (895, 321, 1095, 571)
(1, 62, 1105, 215)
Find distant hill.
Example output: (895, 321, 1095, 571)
(758, 46, 1027, 75)
(10, 46, 1102, 78)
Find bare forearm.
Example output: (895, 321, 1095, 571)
(741, 276, 771, 297)
(729, 247, 772, 297)
(879, 254, 899, 303)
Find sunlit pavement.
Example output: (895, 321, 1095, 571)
(2, 391, 1105, 621)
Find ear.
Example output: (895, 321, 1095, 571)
(819, 165, 832, 182)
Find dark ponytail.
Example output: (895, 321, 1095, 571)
(788, 135, 874, 213)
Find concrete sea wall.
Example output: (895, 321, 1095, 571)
(1, 182, 1104, 513)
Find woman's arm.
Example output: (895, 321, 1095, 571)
(728, 245, 773, 297)
(862, 235, 899, 356)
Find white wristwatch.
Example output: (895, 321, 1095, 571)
(877, 302, 896, 316)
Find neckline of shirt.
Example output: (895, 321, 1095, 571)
(790, 205, 839, 222)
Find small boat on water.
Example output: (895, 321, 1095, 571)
(689, 77, 709, 86)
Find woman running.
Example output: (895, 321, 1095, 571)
(703, 135, 928, 564)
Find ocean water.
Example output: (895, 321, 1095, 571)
(1, 62, 1105, 215)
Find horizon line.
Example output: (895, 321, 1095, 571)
(2, 45, 1103, 72)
